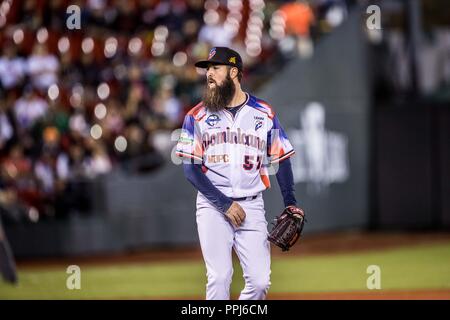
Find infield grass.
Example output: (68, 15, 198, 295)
(1, 242, 450, 299)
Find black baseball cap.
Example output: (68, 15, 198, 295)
(195, 47, 243, 71)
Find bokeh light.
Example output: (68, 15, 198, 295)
(82, 37, 94, 54)
(47, 84, 59, 101)
(13, 28, 24, 44)
(97, 83, 110, 100)
(58, 37, 70, 53)
(94, 103, 107, 119)
(114, 136, 127, 152)
(173, 51, 188, 67)
(90, 124, 103, 140)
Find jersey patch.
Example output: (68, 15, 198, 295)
(255, 120, 263, 131)
(205, 114, 221, 127)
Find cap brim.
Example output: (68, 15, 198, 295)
(194, 60, 226, 69)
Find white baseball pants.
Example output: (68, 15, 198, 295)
(196, 192, 271, 300)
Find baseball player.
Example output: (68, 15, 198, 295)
(176, 47, 301, 300)
(0, 215, 18, 284)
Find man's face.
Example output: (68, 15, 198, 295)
(206, 64, 229, 88)
(202, 64, 236, 112)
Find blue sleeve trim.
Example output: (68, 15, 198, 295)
(183, 163, 233, 214)
(275, 158, 298, 207)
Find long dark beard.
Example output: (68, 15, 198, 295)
(202, 73, 236, 112)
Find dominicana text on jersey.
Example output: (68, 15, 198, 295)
(176, 93, 295, 198)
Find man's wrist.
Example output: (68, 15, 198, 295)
(285, 201, 298, 208)
(221, 197, 234, 214)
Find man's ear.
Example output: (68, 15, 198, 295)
(230, 67, 238, 80)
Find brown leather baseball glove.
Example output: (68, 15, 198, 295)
(268, 205, 306, 251)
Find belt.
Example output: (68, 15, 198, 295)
(231, 195, 258, 201)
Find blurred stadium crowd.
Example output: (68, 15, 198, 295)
(0, 0, 353, 223)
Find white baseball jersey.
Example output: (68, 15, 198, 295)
(176, 93, 295, 198)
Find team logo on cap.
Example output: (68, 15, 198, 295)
(229, 57, 236, 64)
(208, 48, 216, 60)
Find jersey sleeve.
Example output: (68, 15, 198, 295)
(176, 114, 204, 163)
(267, 115, 295, 164)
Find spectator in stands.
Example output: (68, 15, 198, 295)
(0, 44, 26, 91)
(152, 83, 182, 127)
(13, 86, 49, 131)
(34, 148, 57, 195)
(16, 0, 43, 30)
(279, 0, 316, 58)
(86, 140, 112, 177)
(316, 0, 348, 30)
(0, 107, 14, 151)
(198, 7, 235, 47)
(27, 43, 59, 92)
(1, 144, 43, 216)
(103, 98, 125, 136)
(42, 0, 68, 30)
(69, 109, 89, 139)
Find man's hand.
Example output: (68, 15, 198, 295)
(225, 201, 246, 227)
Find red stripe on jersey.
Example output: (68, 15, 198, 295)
(175, 151, 203, 162)
(260, 174, 271, 188)
(187, 102, 205, 120)
(271, 150, 295, 163)
(257, 100, 275, 119)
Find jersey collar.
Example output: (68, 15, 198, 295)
(223, 92, 249, 119)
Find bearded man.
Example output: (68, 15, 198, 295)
(176, 47, 303, 300)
